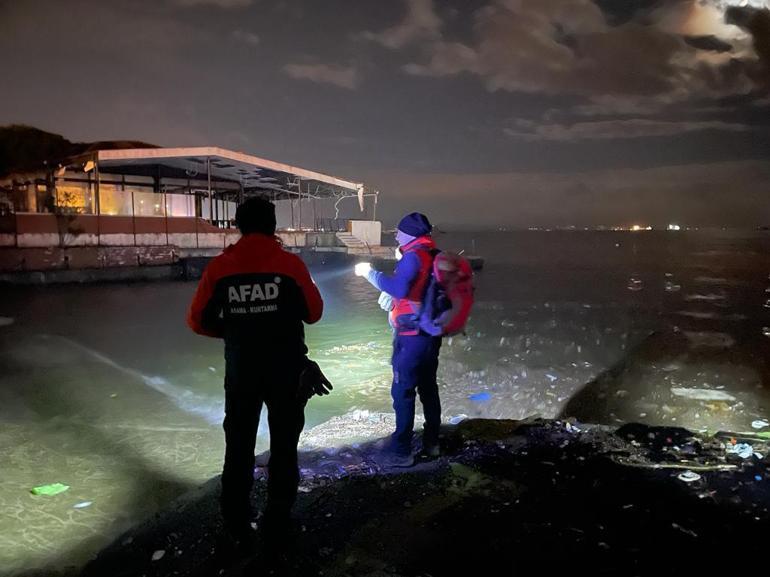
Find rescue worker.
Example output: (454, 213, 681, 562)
(355, 212, 441, 467)
(187, 197, 330, 543)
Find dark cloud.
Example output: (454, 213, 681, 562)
(726, 6, 770, 86)
(593, 0, 678, 26)
(397, 0, 755, 106)
(361, 0, 441, 49)
(684, 34, 734, 52)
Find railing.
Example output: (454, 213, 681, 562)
(314, 218, 349, 232)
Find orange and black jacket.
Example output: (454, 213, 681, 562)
(187, 233, 323, 360)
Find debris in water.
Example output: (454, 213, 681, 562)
(677, 471, 701, 483)
(73, 501, 92, 509)
(449, 414, 468, 424)
(752, 420, 769, 430)
(151, 550, 165, 562)
(671, 388, 736, 402)
(684, 293, 725, 302)
(469, 392, 492, 403)
(565, 422, 582, 434)
(627, 277, 643, 291)
(546, 374, 558, 382)
(726, 443, 754, 459)
(208, 366, 217, 372)
(672, 522, 698, 538)
(763, 327, 770, 338)
(30, 483, 70, 496)
(664, 282, 682, 292)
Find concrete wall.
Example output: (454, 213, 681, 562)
(0, 214, 378, 273)
(0, 246, 177, 272)
(349, 220, 382, 246)
(5, 213, 235, 250)
(305, 232, 340, 247)
(277, 231, 306, 247)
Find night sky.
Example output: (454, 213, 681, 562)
(1, 0, 769, 228)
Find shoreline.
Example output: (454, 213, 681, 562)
(73, 417, 770, 577)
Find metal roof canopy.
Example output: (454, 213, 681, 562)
(95, 147, 365, 203)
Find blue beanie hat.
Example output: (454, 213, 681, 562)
(397, 212, 432, 237)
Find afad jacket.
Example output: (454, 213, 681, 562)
(187, 233, 323, 360)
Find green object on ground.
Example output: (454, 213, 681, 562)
(30, 483, 70, 496)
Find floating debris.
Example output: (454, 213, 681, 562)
(73, 501, 92, 509)
(30, 483, 70, 496)
(671, 388, 737, 402)
(627, 277, 643, 291)
(684, 293, 725, 302)
(565, 422, 582, 434)
(752, 420, 769, 430)
(726, 443, 754, 459)
(665, 282, 682, 292)
(676, 311, 745, 321)
(672, 522, 698, 538)
(469, 392, 492, 403)
(677, 471, 701, 483)
(151, 550, 165, 562)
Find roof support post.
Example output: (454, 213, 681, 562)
(373, 191, 378, 222)
(207, 157, 213, 222)
(94, 154, 101, 245)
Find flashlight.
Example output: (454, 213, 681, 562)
(354, 262, 372, 277)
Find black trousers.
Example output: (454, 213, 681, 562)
(220, 356, 306, 528)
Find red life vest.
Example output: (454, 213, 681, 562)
(390, 236, 436, 335)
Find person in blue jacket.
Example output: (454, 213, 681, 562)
(355, 212, 441, 467)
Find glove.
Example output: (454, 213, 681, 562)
(378, 291, 394, 311)
(354, 262, 372, 277)
(297, 360, 333, 401)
